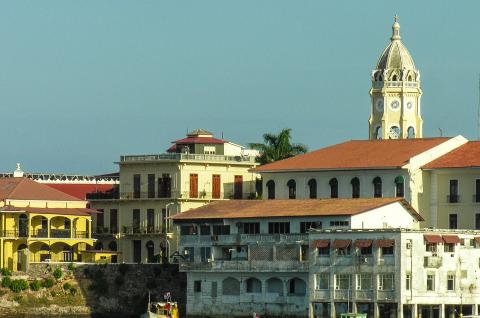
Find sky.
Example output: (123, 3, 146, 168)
(1, 1, 479, 174)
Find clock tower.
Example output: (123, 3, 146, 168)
(369, 16, 423, 140)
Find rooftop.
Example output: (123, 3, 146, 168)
(423, 141, 480, 169)
(171, 198, 423, 221)
(119, 153, 256, 164)
(0, 177, 82, 202)
(254, 138, 450, 172)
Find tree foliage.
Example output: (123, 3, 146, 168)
(249, 128, 308, 165)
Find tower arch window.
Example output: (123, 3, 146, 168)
(408, 75, 412, 81)
(392, 74, 398, 81)
(388, 126, 400, 139)
(287, 179, 296, 199)
(373, 177, 382, 198)
(308, 179, 317, 199)
(374, 126, 382, 140)
(266, 180, 275, 200)
(407, 127, 415, 139)
(395, 176, 405, 198)
(351, 177, 360, 198)
(329, 178, 338, 198)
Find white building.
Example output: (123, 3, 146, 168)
(309, 229, 480, 318)
(172, 198, 423, 317)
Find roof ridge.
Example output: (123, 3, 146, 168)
(8, 177, 25, 199)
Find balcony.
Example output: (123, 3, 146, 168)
(2, 229, 89, 239)
(119, 191, 253, 200)
(334, 290, 351, 300)
(424, 256, 442, 268)
(447, 195, 459, 203)
(333, 257, 353, 266)
(120, 153, 256, 164)
(86, 190, 119, 200)
(311, 290, 330, 300)
(377, 290, 396, 301)
(378, 256, 395, 266)
(93, 226, 119, 236)
(355, 290, 374, 300)
(122, 225, 166, 236)
(179, 260, 308, 272)
(180, 233, 309, 246)
(315, 256, 331, 266)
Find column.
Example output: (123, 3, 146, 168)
(397, 303, 403, 318)
(412, 304, 418, 318)
(330, 301, 335, 318)
(473, 304, 478, 315)
(439, 303, 445, 318)
(70, 218, 73, 239)
(373, 302, 379, 318)
(47, 217, 51, 238)
(27, 215, 31, 238)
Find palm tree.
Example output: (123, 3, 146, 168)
(249, 128, 308, 165)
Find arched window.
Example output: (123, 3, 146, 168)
(374, 126, 382, 140)
(408, 74, 413, 81)
(373, 177, 382, 198)
(94, 242, 103, 250)
(308, 179, 317, 199)
(329, 178, 338, 198)
(351, 177, 360, 198)
(288, 278, 306, 295)
(245, 277, 262, 293)
(64, 218, 71, 230)
(108, 241, 117, 251)
(389, 126, 400, 139)
(378, 75, 383, 81)
(407, 127, 415, 139)
(287, 179, 296, 199)
(222, 277, 240, 295)
(392, 74, 398, 81)
(266, 277, 283, 295)
(266, 180, 275, 200)
(395, 176, 405, 198)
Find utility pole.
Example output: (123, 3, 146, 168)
(478, 73, 480, 140)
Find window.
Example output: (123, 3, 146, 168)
(96, 209, 104, 231)
(426, 274, 435, 291)
(444, 243, 455, 253)
(266, 180, 275, 200)
(300, 221, 322, 233)
(449, 214, 458, 229)
(378, 274, 395, 291)
(316, 273, 329, 290)
(449, 180, 459, 203)
(200, 247, 211, 263)
(211, 281, 217, 298)
(426, 243, 437, 252)
(308, 179, 317, 199)
(329, 178, 338, 198)
(476, 180, 480, 202)
(132, 209, 140, 232)
(194, 280, 202, 293)
(336, 246, 351, 256)
(212, 225, 230, 235)
(375, 126, 382, 140)
(287, 179, 296, 199)
(381, 246, 394, 256)
(447, 274, 455, 291)
(110, 209, 118, 233)
(351, 177, 360, 198)
(147, 209, 155, 233)
(394, 176, 405, 198)
(158, 174, 172, 198)
(203, 146, 216, 155)
(357, 274, 372, 290)
(330, 220, 349, 227)
(373, 177, 382, 198)
(246, 278, 262, 293)
(148, 174, 155, 198)
(407, 127, 415, 139)
(200, 225, 211, 235)
(234, 175, 243, 199)
(268, 222, 290, 234)
(184, 247, 194, 262)
(405, 273, 411, 291)
(476, 214, 480, 230)
(180, 225, 197, 235)
(133, 174, 141, 198)
(360, 246, 372, 255)
(189, 174, 198, 198)
(317, 246, 330, 256)
(242, 222, 260, 234)
(335, 274, 351, 290)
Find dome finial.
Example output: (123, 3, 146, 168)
(391, 15, 401, 41)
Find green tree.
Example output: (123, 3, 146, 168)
(249, 128, 308, 165)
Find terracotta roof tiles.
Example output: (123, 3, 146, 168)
(423, 141, 480, 169)
(0, 178, 81, 201)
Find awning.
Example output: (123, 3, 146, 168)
(332, 239, 351, 249)
(474, 237, 480, 244)
(355, 239, 373, 248)
(442, 235, 461, 244)
(375, 239, 395, 248)
(311, 240, 330, 248)
(424, 235, 443, 244)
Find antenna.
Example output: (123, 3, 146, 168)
(478, 73, 480, 140)
(438, 128, 443, 137)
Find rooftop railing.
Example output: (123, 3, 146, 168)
(120, 153, 256, 164)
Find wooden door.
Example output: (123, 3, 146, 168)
(212, 175, 221, 199)
(234, 175, 243, 199)
(190, 174, 198, 198)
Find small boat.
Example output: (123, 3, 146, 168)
(141, 293, 179, 318)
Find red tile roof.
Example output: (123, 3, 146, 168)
(0, 178, 81, 201)
(254, 138, 450, 172)
(45, 184, 115, 200)
(171, 198, 423, 221)
(1, 205, 99, 216)
(423, 141, 480, 169)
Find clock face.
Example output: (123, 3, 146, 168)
(389, 126, 400, 139)
(376, 100, 384, 112)
(406, 101, 413, 110)
(390, 100, 400, 111)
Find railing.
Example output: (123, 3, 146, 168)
(378, 256, 395, 266)
(424, 256, 442, 268)
(332, 257, 353, 266)
(1, 229, 89, 239)
(86, 191, 119, 200)
(377, 290, 396, 301)
(311, 290, 330, 300)
(179, 260, 308, 272)
(334, 290, 351, 300)
(447, 195, 459, 203)
(473, 194, 480, 203)
(355, 290, 374, 300)
(181, 233, 309, 245)
(315, 256, 331, 266)
(119, 190, 252, 200)
(30, 229, 48, 238)
(120, 153, 256, 164)
(372, 81, 418, 89)
(1, 230, 28, 238)
(122, 225, 166, 235)
(50, 229, 71, 238)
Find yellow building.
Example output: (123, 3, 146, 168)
(0, 173, 98, 271)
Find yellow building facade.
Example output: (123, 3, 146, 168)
(0, 174, 97, 271)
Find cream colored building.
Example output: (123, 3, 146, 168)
(369, 16, 423, 140)
(89, 129, 258, 263)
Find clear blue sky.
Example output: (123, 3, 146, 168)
(1, 1, 479, 174)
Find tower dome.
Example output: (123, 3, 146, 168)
(376, 16, 416, 71)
